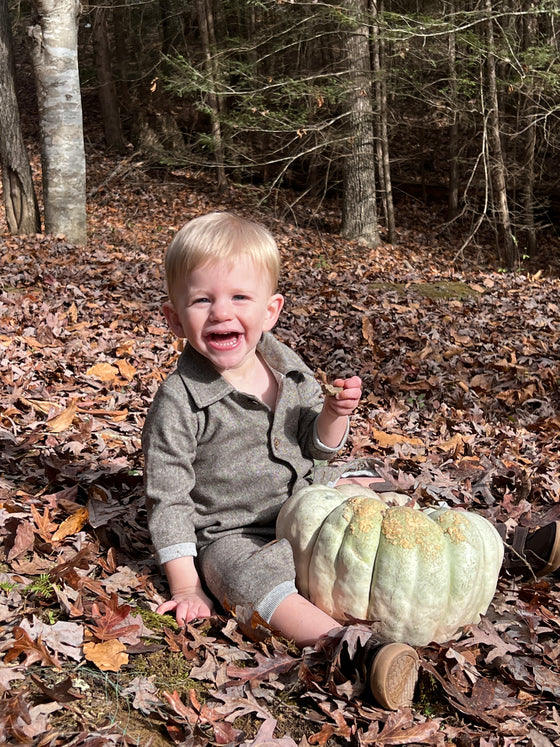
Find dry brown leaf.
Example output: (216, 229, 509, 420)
(46, 399, 78, 432)
(51, 507, 89, 542)
(436, 433, 466, 455)
(83, 640, 129, 671)
(116, 359, 137, 380)
(86, 362, 119, 382)
(317, 368, 343, 397)
(370, 428, 424, 448)
(19, 397, 61, 415)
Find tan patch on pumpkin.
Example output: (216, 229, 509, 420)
(343, 496, 385, 536)
(381, 507, 444, 558)
(435, 511, 468, 543)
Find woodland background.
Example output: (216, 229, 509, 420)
(1, 1, 560, 746)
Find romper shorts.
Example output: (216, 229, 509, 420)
(197, 458, 382, 623)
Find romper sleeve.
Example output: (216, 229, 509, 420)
(142, 374, 199, 564)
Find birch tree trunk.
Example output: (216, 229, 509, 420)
(0, 0, 41, 234)
(341, 0, 380, 248)
(28, 0, 86, 244)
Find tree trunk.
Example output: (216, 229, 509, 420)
(0, 0, 41, 234)
(517, 3, 538, 256)
(196, 0, 227, 193)
(447, 3, 459, 220)
(28, 0, 87, 244)
(341, 0, 380, 248)
(485, 0, 515, 267)
(92, 4, 127, 152)
(371, 0, 394, 243)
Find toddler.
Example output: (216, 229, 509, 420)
(142, 211, 420, 709)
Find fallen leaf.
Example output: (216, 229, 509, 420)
(246, 718, 299, 747)
(51, 507, 89, 542)
(7, 520, 35, 561)
(46, 399, 79, 432)
(86, 362, 119, 382)
(83, 639, 129, 671)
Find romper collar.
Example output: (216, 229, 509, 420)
(175, 332, 307, 408)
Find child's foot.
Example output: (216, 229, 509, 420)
(503, 521, 560, 579)
(363, 640, 420, 710)
(325, 626, 419, 709)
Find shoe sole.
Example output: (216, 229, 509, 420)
(369, 642, 419, 710)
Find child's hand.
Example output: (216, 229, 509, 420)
(157, 588, 215, 626)
(322, 375, 362, 417)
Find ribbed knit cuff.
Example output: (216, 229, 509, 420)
(256, 580, 298, 622)
(156, 542, 197, 565)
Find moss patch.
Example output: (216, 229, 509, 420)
(369, 281, 480, 300)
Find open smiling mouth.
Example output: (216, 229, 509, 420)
(207, 332, 241, 348)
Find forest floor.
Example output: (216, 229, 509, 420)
(2, 150, 560, 746)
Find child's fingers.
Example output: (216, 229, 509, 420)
(332, 376, 362, 392)
(157, 599, 179, 615)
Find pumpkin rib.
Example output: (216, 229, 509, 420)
(370, 508, 451, 644)
(333, 497, 385, 620)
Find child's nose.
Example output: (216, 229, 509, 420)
(210, 299, 232, 320)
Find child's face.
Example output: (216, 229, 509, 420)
(163, 256, 284, 376)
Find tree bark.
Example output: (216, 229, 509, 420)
(485, 0, 515, 267)
(341, 0, 380, 248)
(28, 0, 87, 244)
(371, 0, 394, 243)
(92, 4, 127, 152)
(0, 0, 41, 234)
(517, 2, 538, 255)
(447, 3, 459, 220)
(196, 0, 227, 192)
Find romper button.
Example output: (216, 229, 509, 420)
(274, 438, 280, 448)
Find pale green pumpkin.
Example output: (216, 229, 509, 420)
(276, 484, 504, 645)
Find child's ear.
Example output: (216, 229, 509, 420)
(162, 301, 185, 338)
(263, 293, 284, 331)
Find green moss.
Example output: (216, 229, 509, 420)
(369, 281, 480, 300)
(135, 606, 180, 633)
(132, 650, 206, 697)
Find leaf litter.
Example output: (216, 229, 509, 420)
(1, 154, 560, 745)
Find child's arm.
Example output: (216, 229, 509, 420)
(315, 375, 362, 449)
(156, 555, 215, 626)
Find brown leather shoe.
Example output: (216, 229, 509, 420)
(367, 642, 419, 710)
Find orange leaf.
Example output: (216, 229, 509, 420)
(83, 640, 128, 671)
(52, 508, 89, 542)
(116, 359, 136, 380)
(86, 362, 119, 383)
(370, 428, 424, 448)
(46, 399, 78, 433)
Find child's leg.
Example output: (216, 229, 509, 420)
(270, 593, 419, 710)
(269, 592, 341, 647)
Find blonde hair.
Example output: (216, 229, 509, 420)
(165, 212, 280, 302)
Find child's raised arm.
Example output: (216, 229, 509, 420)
(157, 555, 215, 626)
(315, 375, 362, 449)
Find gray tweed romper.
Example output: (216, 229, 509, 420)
(142, 332, 347, 621)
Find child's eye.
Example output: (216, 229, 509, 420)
(233, 294, 248, 301)
(193, 297, 210, 304)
